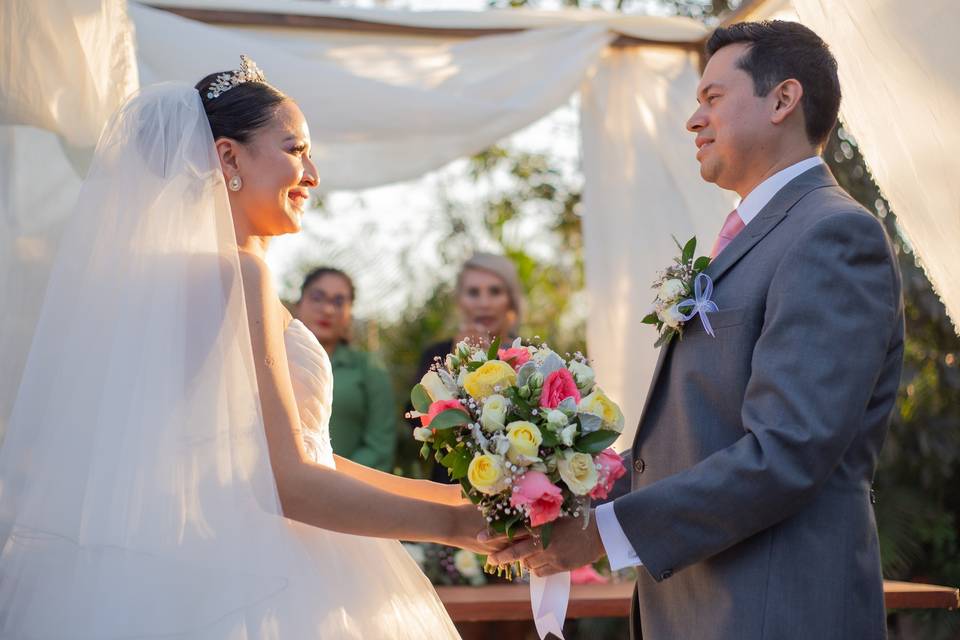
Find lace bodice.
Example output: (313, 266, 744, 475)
(284, 319, 336, 468)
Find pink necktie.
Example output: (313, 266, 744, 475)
(710, 209, 746, 259)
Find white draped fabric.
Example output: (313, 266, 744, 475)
(6, 0, 957, 449)
(580, 46, 738, 448)
(1, 0, 729, 446)
(130, 3, 616, 190)
(0, 0, 138, 438)
(787, 0, 960, 332)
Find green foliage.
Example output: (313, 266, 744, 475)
(574, 429, 621, 454)
(427, 408, 471, 431)
(410, 384, 432, 413)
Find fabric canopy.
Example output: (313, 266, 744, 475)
(3, 0, 958, 449)
(142, 0, 708, 41)
(132, 3, 617, 190)
(788, 0, 960, 334)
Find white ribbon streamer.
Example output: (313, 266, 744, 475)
(530, 571, 571, 640)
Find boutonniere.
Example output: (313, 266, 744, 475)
(642, 236, 718, 347)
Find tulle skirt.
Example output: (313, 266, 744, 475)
(0, 516, 460, 639)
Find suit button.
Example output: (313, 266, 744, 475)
(660, 570, 673, 580)
(633, 458, 646, 474)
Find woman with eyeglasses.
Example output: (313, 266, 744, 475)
(295, 267, 397, 472)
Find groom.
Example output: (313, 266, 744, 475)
(490, 20, 903, 639)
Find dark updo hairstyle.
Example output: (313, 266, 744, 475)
(194, 72, 288, 142)
(299, 267, 356, 304)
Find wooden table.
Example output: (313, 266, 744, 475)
(437, 580, 959, 622)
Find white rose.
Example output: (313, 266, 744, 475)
(420, 370, 454, 402)
(557, 450, 599, 496)
(453, 549, 482, 578)
(558, 423, 578, 447)
(658, 278, 686, 302)
(480, 394, 508, 432)
(659, 304, 685, 329)
(568, 360, 595, 391)
(546, 409, 569, 430)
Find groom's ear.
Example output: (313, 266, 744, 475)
(769, 78, 804, 125)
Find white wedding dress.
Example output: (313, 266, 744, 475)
(0, 83, 460, 639)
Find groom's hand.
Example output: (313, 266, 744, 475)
(487, 511, 606, 576)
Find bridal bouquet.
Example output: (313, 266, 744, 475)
(410, 337, 626, 575)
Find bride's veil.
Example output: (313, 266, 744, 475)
(0, 83, 289, 636)
(0, 81, 462, 640)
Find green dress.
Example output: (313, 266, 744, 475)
(328, 344, 397, 472)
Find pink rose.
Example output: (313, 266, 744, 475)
(539, 369, 581, 409)
(420, 399, 467, 428)
(589, 448, 627, 500)
(571, 564, 609, 585)
(510, 470, 563, 528)
(498, 347, 531, 371)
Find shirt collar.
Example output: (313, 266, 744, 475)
(736, 156, 824, 225)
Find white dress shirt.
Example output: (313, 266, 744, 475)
(595, 155, 825, 571)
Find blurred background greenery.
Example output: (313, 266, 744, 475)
(283, 1, 960, 636)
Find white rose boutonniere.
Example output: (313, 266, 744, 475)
(643, 236, 718, 347)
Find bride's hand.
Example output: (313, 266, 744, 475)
(443, 504, 515, 555)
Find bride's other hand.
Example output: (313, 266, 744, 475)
(443, 505, 507, 554)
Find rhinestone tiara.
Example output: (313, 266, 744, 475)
(206, 55, 267, 100)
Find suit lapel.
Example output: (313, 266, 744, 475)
(705, 164, 839, 285)
(631, 164, 840, 449)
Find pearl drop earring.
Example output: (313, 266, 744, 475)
(228, 175, 243, 192)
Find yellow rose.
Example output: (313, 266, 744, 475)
(579, 390, 625, 433)
(467, 453, 506, 495)
(506, 421, 542, 466)
(557, 451, 599, 495)
(463, 360, 517, 400)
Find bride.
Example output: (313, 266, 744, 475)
(0, 57, 502, 638)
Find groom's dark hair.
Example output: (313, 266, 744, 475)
(706, 21, 841, 146)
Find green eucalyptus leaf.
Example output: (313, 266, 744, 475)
(441, 447, 472, 480)
(429, 408, 471, 431)
(682, 236, 696, 264)
(460, 479, 482, 505)
(487, 335, 502, 361)
(410, 384, 432, 414)
(642, 312, 659, 325)
(540, 429, 560, 448)
(694, 256, 711, 272)
(539, 522, 554, 550)
(433, 428, 457, 449)
(467, 361, 484, 372)
(419, 443, 431, 459)
(504, 514, 522, 542)
(574, 429, 620, 454)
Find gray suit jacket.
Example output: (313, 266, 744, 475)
(617, 164, 903, 640)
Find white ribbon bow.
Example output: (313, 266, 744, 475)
(673, 272, 719, 336)
(530, 571, 570, 640)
